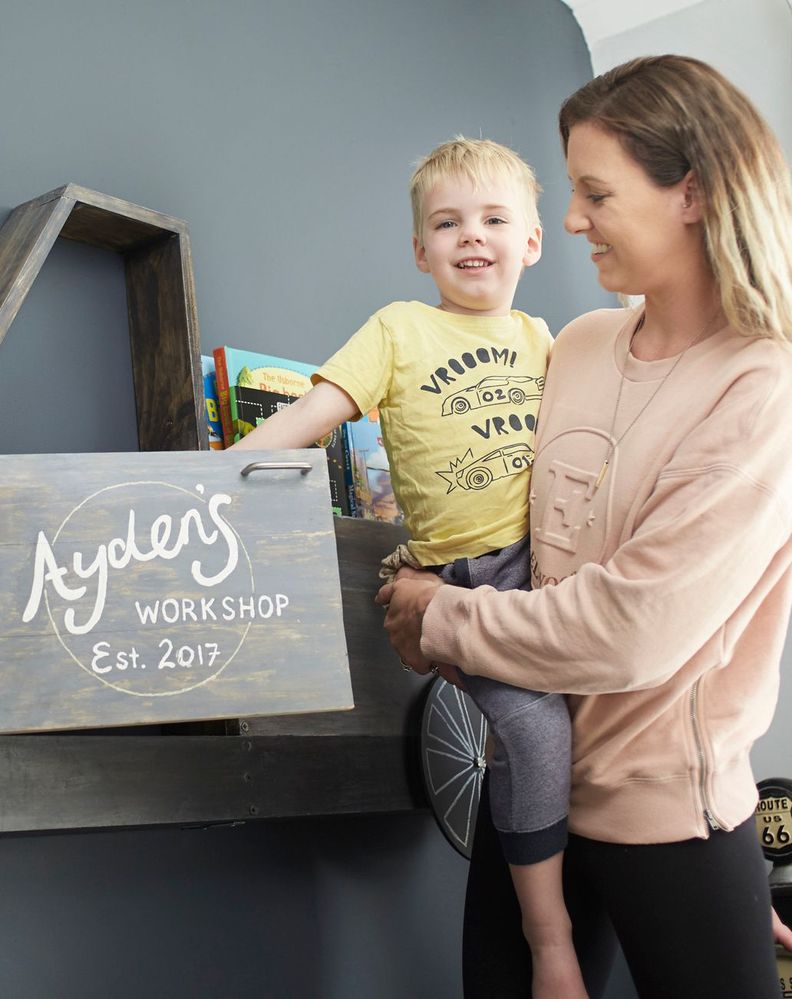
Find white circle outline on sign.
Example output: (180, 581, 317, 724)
(44, 480, 255, 696)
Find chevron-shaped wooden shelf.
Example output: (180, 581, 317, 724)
(0, 183, 205, 450)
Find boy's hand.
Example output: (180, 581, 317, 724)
(375, 567, 444, 673)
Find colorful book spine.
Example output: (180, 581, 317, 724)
(346, 408, 402, 525)
(212, 347, 236, 449)
(201, 355, 224, 450)
(340, 421, 358, 517)
(212, 347, 317, 447)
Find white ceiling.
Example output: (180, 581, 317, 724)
(561, 0, 704, 46)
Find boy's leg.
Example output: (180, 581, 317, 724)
(463, 775, 618, 999)
(509, 852, 589, 997)
(442, 541, 585, 996)
(465, 674, 586, 997)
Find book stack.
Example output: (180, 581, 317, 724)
(204, 347, 403, 526)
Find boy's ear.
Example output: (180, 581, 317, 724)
(413, 234, 431, 273)
(522, 225, 543, 268)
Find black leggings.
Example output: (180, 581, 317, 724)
(463, 776, 779, 999)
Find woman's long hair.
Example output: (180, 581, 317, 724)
(559, 55, 792, 343)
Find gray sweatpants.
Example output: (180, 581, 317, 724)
(436, 535, 571, 865)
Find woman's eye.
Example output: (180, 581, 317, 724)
(587, 194, 607, 204)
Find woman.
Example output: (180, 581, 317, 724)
(377, 56, 792, 997)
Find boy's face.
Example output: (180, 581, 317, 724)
(413, 174, 541, 317)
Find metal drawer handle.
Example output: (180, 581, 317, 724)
(240, 462, 312, 477)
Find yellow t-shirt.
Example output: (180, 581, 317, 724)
(315, 300, 552, 565)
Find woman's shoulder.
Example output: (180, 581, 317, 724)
(552, 307, 632, 354)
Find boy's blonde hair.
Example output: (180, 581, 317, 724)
(559, 55, 792, 344)
(410, 137, 541, 241)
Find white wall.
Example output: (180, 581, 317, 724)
(588, 0, 791, 159)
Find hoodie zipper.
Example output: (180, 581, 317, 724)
(690, 678, 722, 832)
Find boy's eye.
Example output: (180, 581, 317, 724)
(485, 216, 508, 225)
(436, 219, 457, 229)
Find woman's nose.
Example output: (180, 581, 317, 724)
(564, 196, 591, 235)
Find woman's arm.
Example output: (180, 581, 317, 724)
(415, 367, 792, 696)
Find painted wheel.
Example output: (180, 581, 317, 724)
(420, 676, 488, 858)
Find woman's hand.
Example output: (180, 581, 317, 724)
(375, 567, 445, 674)
(773, 907, 792, 951)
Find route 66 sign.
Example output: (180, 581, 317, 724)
(756, 778, 792, 863)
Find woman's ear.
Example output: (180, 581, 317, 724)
(681, 171, 703, 223)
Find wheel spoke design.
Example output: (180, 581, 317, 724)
(420, 677, 488, 858)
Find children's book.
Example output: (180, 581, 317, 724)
(201, 354, 224, 450)
(235, 386, 352, 517)
(212, 347, 316, 448)
(346, 408, 403, 525)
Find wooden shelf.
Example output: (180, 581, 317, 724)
(0, 515, 429, 833)
(0, 183, 204, 451)
(0, 187, 426, 833)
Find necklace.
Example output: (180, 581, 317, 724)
(594, 311, 716, 491)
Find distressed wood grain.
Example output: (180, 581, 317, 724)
(0, 451, 352, 733)
(0, 184, 204, 449)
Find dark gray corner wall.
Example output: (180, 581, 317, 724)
(0, 2, 619, 998)
(0, 0, 609, 457)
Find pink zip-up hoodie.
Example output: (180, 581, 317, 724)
(422, 308, 792, 843)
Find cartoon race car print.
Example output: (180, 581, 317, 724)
(437, 443, 535, 493)
(441, 375, 544, 416)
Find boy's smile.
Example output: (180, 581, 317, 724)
(414, 176, 542, 317)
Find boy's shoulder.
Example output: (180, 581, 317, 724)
(510, 308, 553, 346)
(372, 300, 430, 323)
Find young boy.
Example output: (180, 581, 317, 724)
(233, 138, 586, 998)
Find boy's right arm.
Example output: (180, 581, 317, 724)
(230, 379, 359, 451)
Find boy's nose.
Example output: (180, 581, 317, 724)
(459, 225, 485, 245)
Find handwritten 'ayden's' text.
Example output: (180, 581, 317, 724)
(23, 492, 238, 636)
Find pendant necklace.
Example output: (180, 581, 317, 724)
(595, 311, 717, 491)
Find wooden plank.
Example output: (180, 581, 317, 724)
(243, 518, 430, 739)
(59, 203, 171, 253)
(61, 184, 188, 235)
(0, 733, 427, 833)
(243, 735, 427, 818)
(0, 450, 352, 733)
(0, 735, 251, 832)
(125, 233, 204, 450)
(0, 194, 75, 347)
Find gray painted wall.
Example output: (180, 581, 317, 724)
(0, 1, 623, 997)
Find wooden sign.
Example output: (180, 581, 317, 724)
(0, 451, 353, 733)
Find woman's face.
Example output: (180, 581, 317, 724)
(564, 121, 697, 297)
